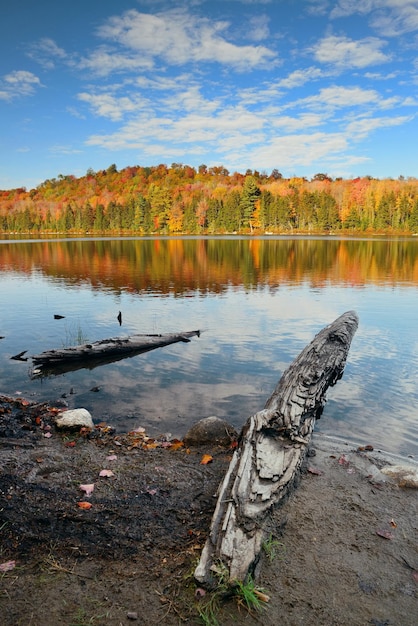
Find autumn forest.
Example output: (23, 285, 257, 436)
(2, 163, 418, 235)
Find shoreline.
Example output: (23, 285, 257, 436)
(1, 395, 417, 625)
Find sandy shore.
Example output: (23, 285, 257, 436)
(0, 396, 417, 625)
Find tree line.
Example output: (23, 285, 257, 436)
(2, 163, 418, 235)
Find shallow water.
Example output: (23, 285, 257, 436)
(1, 235, 417, 457)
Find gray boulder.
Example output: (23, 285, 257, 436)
(184, 416, 238, 447)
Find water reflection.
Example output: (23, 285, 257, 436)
(1, 236, 418, 457)
(1, 236, 418, 293)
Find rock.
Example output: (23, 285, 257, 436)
(55, 408, 94, 430)
(184, 416, 237, 447)
(380, 464, 418, 488)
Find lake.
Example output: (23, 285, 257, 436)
(1, 235, 417, 458)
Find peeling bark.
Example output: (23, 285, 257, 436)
(195, 311, 359, 587)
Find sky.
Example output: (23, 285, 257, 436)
(1, 0, 418, 190)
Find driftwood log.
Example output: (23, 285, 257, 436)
(195, 311, 359, 587)
(31, 330, 200, 377)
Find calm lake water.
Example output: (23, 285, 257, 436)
(1, 235, 418, 458)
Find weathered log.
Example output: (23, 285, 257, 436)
(31, 330, 200, 377)
(195, 311, 358, 587)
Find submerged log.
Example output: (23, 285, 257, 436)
(31, 330, 200, 377)
(195, 311, 358, 587)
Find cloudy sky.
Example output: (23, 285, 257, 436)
(1, 0, 418, 189)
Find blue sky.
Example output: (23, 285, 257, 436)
(1, 0, 418, 190)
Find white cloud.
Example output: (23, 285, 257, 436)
(331, 0, 418, 36)
(27, 37, 67, 69)
(278, 67, 325, 88)
(163, 86, 221, 113)
(77, 47, 154, 76)
(77, 92, 147, 121)
(49, 145, 83, 155)
(313, 35, 390, 68)
(247, 15, 271, 42)
(0, 70, 42, 101)
(345, 114, 413, 136)
(235, 132, 350, 169)
(330, 0, 376, 19)
(271, 113, 326, 130)
(295, 85, 381, 110)
(364, 71, 398, 80)
(92, 9, 277, 73)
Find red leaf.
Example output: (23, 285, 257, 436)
(77, 501, 92, 510)
(376, 529, 395, 540)
(307, 466, 323, 476)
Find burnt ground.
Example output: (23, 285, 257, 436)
(0, 395, 417, 626)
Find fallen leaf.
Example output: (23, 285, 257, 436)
(307, 466, 323, 476)
(99, 469, 115, 477)
(390, 518, 397, 528)
(80, 483, 95, 497)
(65, 441, 76, 448)
(200, 454, 213, 465)
(338, 454, 349, 466)
(77, 501, 92, 509)
(131, 426, 146, 434)
(195, 588, 206, 599)
(376, 529, 395, 540)
(145, 488, 157, 495)
(0, 560, 16, 572)
(169, 440, 184, 451)
(144, 442, 159, 450)
(412, 571, 418, 584)
(43, 432, 52, 438)
(106, 454, 118, 461)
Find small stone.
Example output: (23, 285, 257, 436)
(184, 416, 238, 447)
(55, 408, 94, 430)
(126, 611, 138, 620)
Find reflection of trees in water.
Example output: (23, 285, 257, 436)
(1, 237, 417, 294)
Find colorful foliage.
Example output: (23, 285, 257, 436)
(1, 165, 418, 235)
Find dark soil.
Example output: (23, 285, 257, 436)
(0, 395, 417, 625)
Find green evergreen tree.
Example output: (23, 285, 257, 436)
(408, 198, 418, 233)
(315, 192, 340, 231)
(222, 190, 242, 232)
(239, 176, 261, 229)
(259, 190, 272, 231)
(93, 204, 105, 231)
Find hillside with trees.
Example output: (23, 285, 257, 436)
(1, 163, 418, 235)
